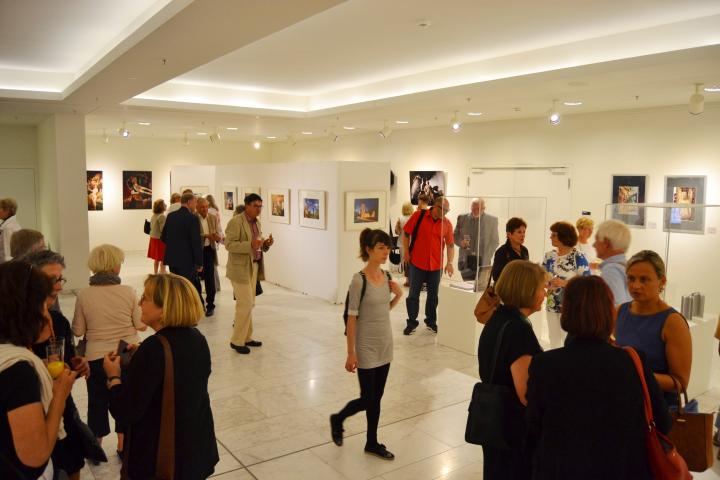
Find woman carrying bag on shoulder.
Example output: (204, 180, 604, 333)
(103, 274, 218, 479)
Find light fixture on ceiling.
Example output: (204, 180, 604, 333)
(450, 111, 462, 132)
(138, 122, 151, 126)
(548, 100, 561, 126)
(102, 129, 110, 144)
(288, 134, 297, 147)
(301, 131, 313, 135)
(331, 133, 339, 142)
(343, 126, 356, 130)
(209, 130, 221, 143)
(183, 133, 190, 146)
(704, 85, 720, 93)
(467, 112, 482, 116)
(118, 122, 130, 138)
(563, 101, 583, 106)
(226, 127, 238, 131)
(395, 120, 409, 124)
(378, 121, 392, 139)
(253, 140, 261, 150)
(689, 83, 704, 115)
(266, 136, 277, 139)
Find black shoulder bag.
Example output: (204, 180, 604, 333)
(407, 209, 427, 254)
(465, 320, 524, 449)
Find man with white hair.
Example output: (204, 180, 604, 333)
(454, 198, 498, 281)
(593, 219, 632, 305)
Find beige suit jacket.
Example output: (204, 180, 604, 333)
(197, 212, 219, 265)
(225, 213, 266, 284)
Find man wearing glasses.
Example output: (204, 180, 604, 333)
(402, 196, 455, 335)
(225, 193, 274, 354)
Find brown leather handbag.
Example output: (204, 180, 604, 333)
(668, 375, 714, 472)
(121, 334, 176, 479)
(474, 274, 499, 324)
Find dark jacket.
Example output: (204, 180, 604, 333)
(109, 328, 218, 480)
(491, 240, 529, 283)
(526, 337, 671, 480)
(161, 206, 202, 272)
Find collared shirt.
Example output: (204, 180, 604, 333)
(0, 215, 21, 262)
(403, 210, 454, 272)
(245, 213, 262, 261)
(199, 215, 210, 247)
(599, 253, 631, 305)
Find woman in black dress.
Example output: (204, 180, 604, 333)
(490, 217, 529, 282)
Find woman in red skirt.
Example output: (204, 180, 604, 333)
(147, 199, 167, 273)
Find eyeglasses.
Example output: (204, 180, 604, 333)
(53, 276, 67, 286)
(251, 203, 263, 208)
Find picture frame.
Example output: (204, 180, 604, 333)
(663, 175, 706, 234)
(267, 188, 291, 224)
(409, 170, 446, 205)
(222, 186, 238, 212)
(299, 189, 326, 229)
(123, 171, 153, 210)
(345, 191, 387, 230)
(87, 170, 103, 211)
(240, 186, 261, 204)
(610, 175, 646, 227)
(179, 185, 210, 196)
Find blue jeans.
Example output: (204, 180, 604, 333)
(406, 263, 442, 328)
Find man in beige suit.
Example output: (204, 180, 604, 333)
(225, 193, 273, 354)
(196, 197, 221, 316)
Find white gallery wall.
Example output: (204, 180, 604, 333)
(0, 125, 38, 229)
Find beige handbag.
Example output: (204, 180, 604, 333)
(473, 274, 499, 324)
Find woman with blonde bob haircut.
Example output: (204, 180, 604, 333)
(73, 243, 144, 454)
(103, 274, 219, 478)
(477, 260, 545, 480)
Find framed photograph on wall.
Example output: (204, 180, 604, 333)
(664, 175, 706, 234)
(240, 186, 261, 204)
(87, 170, 103, 211)
(299, 190, 326, 229)
(179, 185, 210, 196)
(268, 188, 290, 224)
(610, 175, 646, 227)
(222, 186, 237, 212)
(345, 191, 386, 230)
(123, 171, 152, 210)
(409, 170, 446, 205)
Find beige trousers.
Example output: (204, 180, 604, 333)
(230, 262, 258, 345)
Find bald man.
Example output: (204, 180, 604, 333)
(454, 198, 498, 281)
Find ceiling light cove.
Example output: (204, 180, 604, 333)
(563, 101, 583, 106)
(197, 132, 208, 135)
(266, 136, 277, 139)
(226, 127, 238, 130)
(395, 120, 409, 124)
(138, 122, 151, 125)
(342, 126, 356, 130)
(301, 131, 313, 135)
(467, 112, 482, 116)
(704, 85, 720, 92)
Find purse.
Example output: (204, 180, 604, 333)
(121, 334, 176, 480)
(474, 273, 499, 324)
(624, 347, 692, 480)
(144, 219, 151, 235)
(465, 321, 523, 449)
(668, 375, 714, 472)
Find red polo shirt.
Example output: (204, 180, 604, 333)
(404, 210, 454, 271)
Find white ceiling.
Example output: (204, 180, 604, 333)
(0, 0, 719, 142)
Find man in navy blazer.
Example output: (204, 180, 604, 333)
(161, 192, 203, 300)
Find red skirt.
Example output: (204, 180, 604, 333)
(147, 237, 166, 261)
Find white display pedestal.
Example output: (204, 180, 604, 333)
(437, 283, 484, 355)
(687, 314, 717, 399)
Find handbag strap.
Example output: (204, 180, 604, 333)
(488, 320, 510, 384)
(408, 209, 427, 254)
(155, 334, 176, 479)
(623, 346, 655, 428)
(668, 374, 690, 414)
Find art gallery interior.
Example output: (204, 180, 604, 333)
(1, 1, 720, 479)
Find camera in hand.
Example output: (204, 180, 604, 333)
(117, 339, 135, 368)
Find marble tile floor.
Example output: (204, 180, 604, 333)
(56, 252, 720, 479)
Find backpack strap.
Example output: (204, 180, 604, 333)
(408, 209, 428, 254)
(359, 271, 367, 303)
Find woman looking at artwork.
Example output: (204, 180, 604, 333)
(103, 273, 218, 479)
(148, 199, 167, 274)
(542, 221, 591, 348)
(490, 217, 529, 282)
(330, 229, 403, 460)
(395, 201, 414, 286)
(477, 260, 545, 480)
(614, 250, 691, 408)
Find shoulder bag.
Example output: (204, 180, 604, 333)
(474, 273, 499, 325)
(624, 346, 692, 480)
(144, 219, 151, 235)
(121, 334, 176, 480)
(465, 321, 523, 449)
(668, 375, 714, 472)
(407, 209, 427, 254)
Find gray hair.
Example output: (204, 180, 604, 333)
(595, 219, 631, 252)
(22, 249, 66, 269)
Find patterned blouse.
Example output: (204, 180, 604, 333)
(542, 248, 591, 312)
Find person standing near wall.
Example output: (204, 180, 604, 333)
(148, 199, 167, 274)
(161, 192, 203, 302)
(165, 192, 182, 215)
(205, 194, 224, 292)
(10, 228, 46, 259)
(196, 197, 221, 317)
(225, 193, 273, 354)
(454, 198, 499, 282)
(593, 219, 632, 306)
(0, 197, 21, 262)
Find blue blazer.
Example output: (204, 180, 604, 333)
(161, 206, 202, 272)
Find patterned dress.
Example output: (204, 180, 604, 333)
(542, 248, 590, 312)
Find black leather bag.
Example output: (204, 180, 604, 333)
(465, 322, 523, 449)
(143, 219, 151, 235)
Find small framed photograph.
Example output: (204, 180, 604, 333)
(222, 186, 237, 212)
(179, 185, 210, 196)
(345, 191, 387, 230)
(240, 187, 261, 204)
(664, 175, 706, 234)
(268, 188, 290, 224)
(299, 190, 326, 229)
(123, 171, 153, 210)
(610, 175, 647, 227)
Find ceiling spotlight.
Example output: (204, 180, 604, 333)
(301, 131, 313, 135)
(467, 112, 482, 116)
(689, 83, 704, 115)
(343, 126, 356, 130)
(102, 129, 110, 144)
(226, 127, 238, 131)
(253, 141, 261, 150)
(331, 133, 339, 142)
(548, 100, 561, 126)
(183, 133, 190, 146)
(395, 120, 409, 124)
(378, 121, 392, 139)
(563, 101, 583, 106)
(704, 85, 720, 93)
(138, 122, 151, 126)
(117, 122, 130, 138)
(197, 132, 207, 135)
(266, 136, 277, 139)
(209, 131, 221, 143)
(450, 111, 462, 132)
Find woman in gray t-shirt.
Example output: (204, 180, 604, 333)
(330, 228, 403, 460)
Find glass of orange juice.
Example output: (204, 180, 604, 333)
(46, 339, 65, 379)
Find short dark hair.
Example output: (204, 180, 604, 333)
(153, 199, 166, 214)
(244, 193, 262, 206)
(10, 229, 45, 258)
(181, 192, 195, 204)
(23, 249, 65, 269)
(561, 276, 615, 340)
(0, 261, 53, 346)
(550, 221, 578, 247)
(506, 217, 527, 233)
(359, 228, 392, 261)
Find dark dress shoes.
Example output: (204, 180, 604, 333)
(364, 443, 394, 460)
(230, 343, 250, 354)
(329, 414, 343, 446)
(245, 340, 262, 347)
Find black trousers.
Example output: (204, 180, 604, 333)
(169, 265, 203, 306)
(202, 246, 217, 309)
(336, 363, 390, 446)
(87, 359, 122, 437)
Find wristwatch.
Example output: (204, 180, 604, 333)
(106, 376, 121, 387)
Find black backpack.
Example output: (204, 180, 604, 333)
(342, 270, 393, 335)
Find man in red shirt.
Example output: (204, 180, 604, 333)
(402, 196, 455, 334)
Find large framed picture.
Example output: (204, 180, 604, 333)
(664, 176, 706, 234)
(87, 170, 103, 211)
(299, 190, 326, 229)
(268, 188, 290, 224)
(179, 185, 209, 196)
(610, 175, 646, 227)
(123, 171, 152, 210)
(222, 186, 237, 212)
(409, 170, 446, 205)
(345, 191, 386, 230)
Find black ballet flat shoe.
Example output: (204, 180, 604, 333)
(364, 443, 394, 460)
(330, 414, 344, 446)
